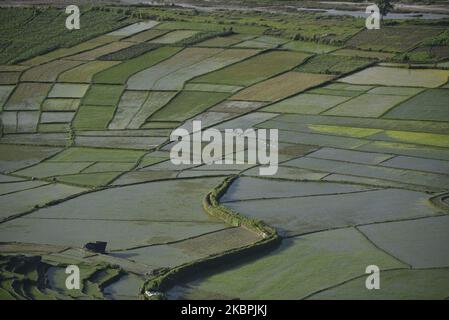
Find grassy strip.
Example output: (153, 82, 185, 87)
(205, 176, 277, 237)
(429, 192, 449, 212)
(141, 175, 279, 299)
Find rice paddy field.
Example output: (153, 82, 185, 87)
(0, 3, 449, 301)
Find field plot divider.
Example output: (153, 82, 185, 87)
(107, 148, 160, 186)
(141, 175, 280, 299)
(105, 87, 128, 130)
(340, 26, 366, 48)
(376, 89, 427, 119)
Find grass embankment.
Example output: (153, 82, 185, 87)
(141, 175, 279, 299)
(398, 29, 449, 62)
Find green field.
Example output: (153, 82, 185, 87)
(0, 4, 449, 300)
(98, 43, 162, 60)
(347, 26, 445, 52)
(0, 7, 136, 65)
(192, 51, 310, 86)
(170, 228, 406, 299)
(295, 54, 374, 75)
(149, 91, 230, 122)
(93, 47, 183, 84)
(82, 84, 125, 106)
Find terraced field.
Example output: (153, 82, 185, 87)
(0, 5, 448, 300)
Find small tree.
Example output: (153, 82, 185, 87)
(376, 0, 394, 20)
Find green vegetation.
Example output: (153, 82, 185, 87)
(262, 92, 351, 114)
(375, 0, 394, 20)
(347, 26, 444, 52)
(332, 49, 394, 60)
(42, 99, 80, 112)
(15, 145, 143, 185)
(383, 130, 449, 148)
(99, 43, 162, 60)
(149, 9, 362, 44)
(1, 4, 449, 301)
(67, 42, 135, 61)
(205, 176, 277, 237)
(127, 91, 178, 129)
(175, 30, 234, 46)
(197, 34, 253, 47)
(127, 47, 258, 91)
(143, 176, 277, 298)
(310, 268, 449, 299)
(48, 84, 89, 99)
(82, 84, 125, 106)
(124, 29, 169, 42)
(232, 71, 333, 102)
(21, 60, 83, 82)
(424, 28, 449, 46)
(50, 147, 144, 162)
(295, 54, 374, 75)
(55, 172, 121, 187)
(149, 91, 230, 122)
(155, 21, 266, 35)
(38, 123, 70, 133)
(0, 86, 14, 111)
(58, 61, 120, 83)
(323, 93, 409, 118)
(150, 30, 201, 44)
(14, 162, 92, 179)
(340, 66, 449, 88)
(94, 47, 182, 84)
(308, 125, 383, 138)
(184, 83, 243, 93)
(0, 7, 135, 64)
(385, 89, 449, 122)
(73, 106, 117, 130)
(4, 83, 52, 111)
(398, 29, 449, 62)
(169, 228, 405, 300)
(0, 254, 125, 300)
(0, 72, 20, 85)
(281, 40, 339, 54)
(192, 51, 309, 86)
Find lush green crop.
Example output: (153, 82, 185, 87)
(99, 42, 162, 60)
(295, 54, 374, 75)
(0, 7, 136, 64)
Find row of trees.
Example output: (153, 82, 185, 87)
(376, 0, 394, 20)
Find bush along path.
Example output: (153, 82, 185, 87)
(141, 175, 280, 300)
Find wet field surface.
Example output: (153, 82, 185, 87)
(1, 9, 449, 299)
